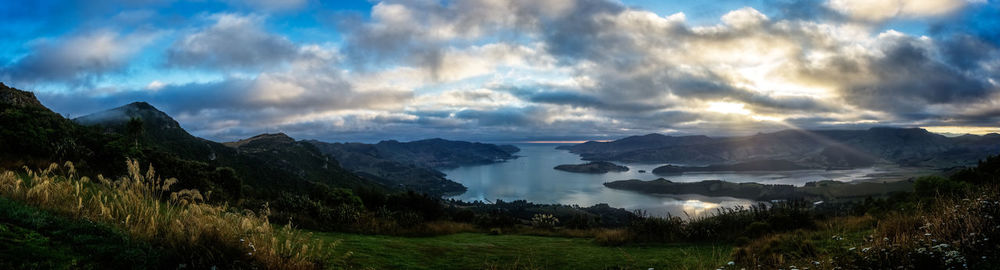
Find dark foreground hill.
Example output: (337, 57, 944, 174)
(560, 128, 1000, 169)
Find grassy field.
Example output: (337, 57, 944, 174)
(316, 232, 733, 270)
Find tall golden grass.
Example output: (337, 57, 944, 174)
(732, 187, 1000, 268)
(0, 160, 342, 269)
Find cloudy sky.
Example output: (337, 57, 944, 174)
(2, 0, 998, 142)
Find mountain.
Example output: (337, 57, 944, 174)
(306, 139, 519, 195)
(0, 83, 122, 172)
(556, 134, 713, 155)
(305, 141, 466, 196)
(75, 102, 225, 162)
(0, 82, 48, 111)
(365, 138, 520, 169)
(74, 102, 383, 199)
(560, 128, 1000, 169)
(219, 133, 378, 194)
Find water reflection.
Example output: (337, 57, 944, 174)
(442, 144, 918, 217)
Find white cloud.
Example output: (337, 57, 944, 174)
(145, 80, 165, 90)
(827, 0, 968, 21)
(1, 29, 161, 85)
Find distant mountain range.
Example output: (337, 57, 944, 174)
(559, 128, 1000, 170)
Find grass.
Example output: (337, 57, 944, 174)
(0, 161, 339, 269)
(316, 231, 733, 270)
(0, 196, 167, 269)
(732, 187, 1000, 269)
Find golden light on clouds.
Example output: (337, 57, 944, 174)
(922, 126, 1000, 135)
(706, 101, 786, 122)
(706, 101, 751, 115)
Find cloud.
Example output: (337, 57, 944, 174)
(166, 14, 298, 70)
(1, 29, 160, 85)
(826, 0, 968, 21)
(226, 0, 309, 12)
(9, 0, 1000, 141)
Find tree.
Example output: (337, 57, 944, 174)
(126, 117, 144, 150)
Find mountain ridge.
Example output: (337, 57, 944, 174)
(561, 128, 1000, 169)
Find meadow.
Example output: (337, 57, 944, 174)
(320, 232, 731, 270)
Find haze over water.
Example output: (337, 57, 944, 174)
(443, 144, 923, 217)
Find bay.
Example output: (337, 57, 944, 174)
(442, 144, 925, 217)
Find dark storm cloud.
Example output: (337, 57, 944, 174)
(454, 107, 539, 127)
(941, 34, 999, 70)
(837, 36, 995, 113)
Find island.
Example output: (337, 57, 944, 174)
(603, 178, 914, 201)
(554, 161, 629, 174)
(652, 160, 812, 175)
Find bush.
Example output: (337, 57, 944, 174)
(732, 230, 818, 267)
(450, 208, 475, 223)
(831, 188, 1000, 269)
(914, 176, 969, 198)
(626, 211, 685, 243)
(475, 209, 518, 229)
(563, 214, 599, 229)
(530, 214, 559, 229)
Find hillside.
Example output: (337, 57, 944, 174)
(305, 141, 466, 196)
(0, 83, 127, 174)
(74, 103, 384, 197)
(306, 139, 520, 196)
(365, 138, 520, 169)
(560, 128, 1000, 169)
(554, 161, 629, 174)
(603, 178, 914, 201)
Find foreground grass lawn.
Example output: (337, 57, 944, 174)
(317, 232, 732, 270)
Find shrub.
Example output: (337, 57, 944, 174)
(831, 188, 1000, 269)
(593, 229, 630, 246)
(563, 214, 599, 229)
(475, 209, 518, 229)
(914, 176, 970, 198)
(530, 214, 559, 229)
(450, 208, 476, 223)
(732, 230, 818, 267)
(626, 211, 685, 243)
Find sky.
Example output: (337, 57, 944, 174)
(1, 0, 999, 143)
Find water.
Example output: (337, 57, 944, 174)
(442, 144, 925, 217)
